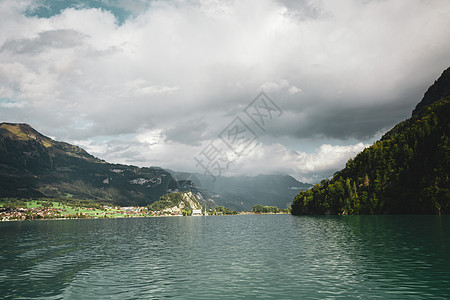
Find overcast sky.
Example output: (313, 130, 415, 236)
(1, 0, 450, 183)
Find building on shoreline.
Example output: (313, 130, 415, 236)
(192, 209, 202, 216)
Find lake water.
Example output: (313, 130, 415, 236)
(1, 215, 449, 299)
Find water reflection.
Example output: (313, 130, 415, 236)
(290, 215, 450, 298)
(0, 215, 449, 299)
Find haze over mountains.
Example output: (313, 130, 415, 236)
(0, 123, 310, 209)
(168, 171, 310, 210)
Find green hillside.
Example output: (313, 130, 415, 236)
(0, 123, 173, 206)
(292, 68, 450, 215)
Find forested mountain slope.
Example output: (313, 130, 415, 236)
(292, 68, 450, 215)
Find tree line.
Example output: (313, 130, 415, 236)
(292, 97, 450, 215)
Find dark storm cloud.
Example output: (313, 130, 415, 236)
(268, 84, 431, 141)
(164, 120, 211, 146)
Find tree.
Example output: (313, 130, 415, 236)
(292, 95, 450, 215)
(252, 204, 264, 213)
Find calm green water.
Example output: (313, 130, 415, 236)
(1, 215, 449, 299)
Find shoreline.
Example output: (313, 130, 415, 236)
(0, 199, 291, 222)
(1, 211, 291, 222)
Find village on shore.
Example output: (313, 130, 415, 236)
(0, 199, 290, 222)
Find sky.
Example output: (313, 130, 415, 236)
(1, 0, 450, 183)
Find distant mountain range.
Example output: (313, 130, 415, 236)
(292, 67, 450, 215)
(0, 123, 310, 209)
(168, 171, 311, 211)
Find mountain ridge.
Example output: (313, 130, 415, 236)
(292, 67, 450, 215)
(0, 123, 310, 209)
(412, 67, 450, 116)
(167, 170, 312, 210)
(0, 122, 173, 205)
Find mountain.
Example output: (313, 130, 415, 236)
(0, 123, 174, 206)
(168, 171, 311, 211)
(0, 122, 311, 209)
(292, 67, 450, 215)
(412, 67, 450, 116)
(147, 191, 202, 214)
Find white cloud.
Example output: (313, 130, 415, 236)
(67, 134, 368, 183)
(294, 143, 369, 173)
(259, 79, 302, 95)
(119, 79, 179, 98)
(135, 129, 164, 146)
(0, 0, 449, 182)
(288, 85, 302, 95)
(69, 139, 108, 155)
(230, 142, 369, 182)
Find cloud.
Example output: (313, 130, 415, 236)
(164, 119, 212, 146)
(1, 29, 86, 54)
(70, 133, 368, 184)
(288, 85, 301, 95)
(259, 79, 302, 96)
(294, 143, 369, 174)
(119, 79, 179, 98)
(0, 0, 449, 182)
(229, 142, 369, 182)
(135, 129, 164, 146)
(0, 99, 26, 108)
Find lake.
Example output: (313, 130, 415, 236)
(1, 215, 449, 299)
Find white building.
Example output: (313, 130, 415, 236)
(192, 209, 202, 216)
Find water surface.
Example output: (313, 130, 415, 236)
(1, 215, 449, 299)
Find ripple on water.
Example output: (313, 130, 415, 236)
(0, 215, 450, 299)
